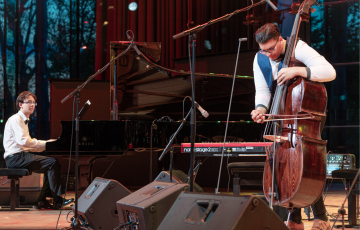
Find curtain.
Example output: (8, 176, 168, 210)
(95, 0, 251, 80)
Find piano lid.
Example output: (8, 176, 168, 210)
(110, 42, 256, 121)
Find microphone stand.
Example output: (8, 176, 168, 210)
(173, 0, 273, 192)
(169, 146, 174, 182)
(63, 91, 84, 230)
(172, 0, 272, 40)
(61, 30, 137, 230)
(158, 110, 191, 180)
(331, 168, 360, 230)
(189, 32, 196, 192)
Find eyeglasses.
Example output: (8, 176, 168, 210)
(259, 37, 280, 54)
(22, 101, 37, 106)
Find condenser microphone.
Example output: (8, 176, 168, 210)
(195, 102, 209, 118)
(266, 0, 278, 11)
(239, 38, 247, 41)
(189, 98, 209, 118)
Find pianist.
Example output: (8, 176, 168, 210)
(3, 91, 73, 210)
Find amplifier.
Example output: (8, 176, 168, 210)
(326, 154, 356, 178)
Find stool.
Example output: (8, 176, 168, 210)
(228, 162, 265, 195)
(332, 169, 359, 228)
(0, 168, 31, 211)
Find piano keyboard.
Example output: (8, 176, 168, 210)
(181, 142, 272, 156)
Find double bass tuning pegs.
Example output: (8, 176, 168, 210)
(289, 2, 300, 14)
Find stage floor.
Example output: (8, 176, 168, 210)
(0, 187, 358, 230)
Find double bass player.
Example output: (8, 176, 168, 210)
(251, 23, 336, 230)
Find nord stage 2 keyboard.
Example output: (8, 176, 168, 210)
(181, 142, 272, 156)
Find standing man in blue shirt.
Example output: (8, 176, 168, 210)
(251, 23, 335, 230)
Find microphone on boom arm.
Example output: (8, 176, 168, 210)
(189, 97, 209, 118)
(265, 0, 278, 11)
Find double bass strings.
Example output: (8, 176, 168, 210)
(263, 31, 298, 138)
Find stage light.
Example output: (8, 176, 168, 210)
(128, 2, 138, 11)
(82, 46, 87, 49)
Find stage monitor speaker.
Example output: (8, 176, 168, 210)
(158, 192, 288, 230)
(154, 170, 204, 192)
(72, 177, 131, 230)
(116, 181, 189, 230)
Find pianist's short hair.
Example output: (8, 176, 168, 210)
(16, 91, 37, 111)
(255, 23, 281, 44)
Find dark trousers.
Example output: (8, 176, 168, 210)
(289, 195, 328, 223)
(5, 152, 64, 201)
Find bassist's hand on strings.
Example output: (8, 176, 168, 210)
(277, 67, 308, 86)
(251, 107, 267, 123)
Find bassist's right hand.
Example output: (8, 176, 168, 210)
(251, 107, 267, 123)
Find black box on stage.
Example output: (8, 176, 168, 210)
(116, 181, 189, 230)
(72, 177, 131, 230)
(154, 170, 204, 192)
(158, 192, 288, 230)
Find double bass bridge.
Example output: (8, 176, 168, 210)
(263, 135, 289, 143)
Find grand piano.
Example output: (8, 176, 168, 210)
(46, 42, 264, 189)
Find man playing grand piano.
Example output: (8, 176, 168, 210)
(3, 91, 73, 209)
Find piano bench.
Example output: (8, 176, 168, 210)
(228, 162, 265, 195)
(0, 168, 32, 211)
(332, 169, 359, 228)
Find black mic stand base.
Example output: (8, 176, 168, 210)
(62, 215, 92, 230)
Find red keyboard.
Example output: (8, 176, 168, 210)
(181, 142, 272, 156)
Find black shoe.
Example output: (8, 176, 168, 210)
(53, 198, 74, 210)
(34, 199, 53, 209)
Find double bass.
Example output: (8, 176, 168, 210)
(262, 0, 328, 209)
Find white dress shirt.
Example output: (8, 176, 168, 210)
(253, 39, 336, 109)
(3, 111, 46, 159)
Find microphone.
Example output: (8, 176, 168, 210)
(239, 38, 247, 41)
(189, 98, 209, 118)
(195, 102, 209, 118)
(78, 100, 91, 120)
(266, 0, 278, 11)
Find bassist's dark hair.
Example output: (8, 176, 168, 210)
(255, 23, 281, 44)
